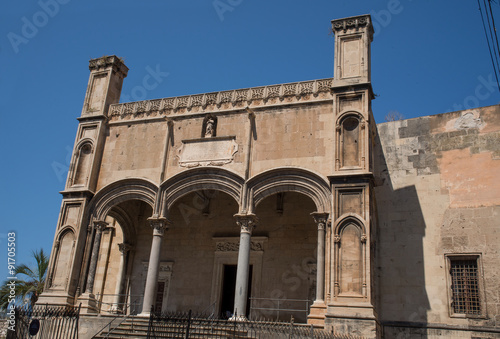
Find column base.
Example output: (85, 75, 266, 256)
(307, 300, 327, 326)
(229, 315, 247, 321)
(325, 303, 377, 339)
(77, 293, 99, 314)
(36, 291, 74, 308)
(109, 304, 123, 314)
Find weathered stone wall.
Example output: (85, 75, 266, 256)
(374, 105, 500, 337)
(96, 101, 334, 192)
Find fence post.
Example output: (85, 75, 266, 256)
(233, 308, 237, 339)
(146, 305, 154, 339)
(289, 315, 294, 339)
(185, 309, 192, 339)
(75, 304, 81, 339)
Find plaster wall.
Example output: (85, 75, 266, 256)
(374, 105, 500, 336)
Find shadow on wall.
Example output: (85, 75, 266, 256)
(373, 130, 430, 339)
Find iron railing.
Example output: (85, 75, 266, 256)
(249, 297, 311, 322)
(147, 307, 360, 339)
(11, 304, 80, 339)
(94, 293, 142, 315)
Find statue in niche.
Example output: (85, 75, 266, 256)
(202, 115, 217, 138)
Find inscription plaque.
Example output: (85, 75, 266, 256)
(177, 136, 238, 167)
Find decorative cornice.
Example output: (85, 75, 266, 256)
(331, 14, 371, 32)
(89, 55, 128, 78)
(108, 78, 333, 121)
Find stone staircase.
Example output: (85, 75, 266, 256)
(92, 316, 251, 339)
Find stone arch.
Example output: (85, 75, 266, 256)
(247, 167, 331, 213)
(159, 167, 244, 214)
(88, 178, 158, 222)
(107, 205, 137, 246)
(333, 214, 366, 237)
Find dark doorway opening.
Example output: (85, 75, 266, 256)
(154, 281, 165, 313)
(220, 265, 252, 318)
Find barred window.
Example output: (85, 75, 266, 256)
(449, 257, 481, 316)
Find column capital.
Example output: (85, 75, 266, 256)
(93, 220, 108, 233)
(311, 212, 329, 230)
(148, 216, 172, 236)
(118, 243, 133, 254)
(234, 213, 258, 234)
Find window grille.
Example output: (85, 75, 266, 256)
(450, 258, 481, 315)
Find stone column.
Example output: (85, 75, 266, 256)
(111, 243, 132, 313)
(311, 213, 328, 305)
(85, 220, 108, 294)
(139, 216, 170, 316)
(232, 213, 258, 319)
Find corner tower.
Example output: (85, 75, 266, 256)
(325, 15, 378, 338)
(38, 56, 128, 310)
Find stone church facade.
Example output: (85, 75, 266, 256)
(37, 15, 500, 338)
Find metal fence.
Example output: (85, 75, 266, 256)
(10, 304, 80, 339)
(147, 308, 359, 339)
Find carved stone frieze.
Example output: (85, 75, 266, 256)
(214, 236, 266, 252)
(108, 78, 333, 121)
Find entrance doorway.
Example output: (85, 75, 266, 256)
(154, 281, 165, 313)
(220, 265, 252, 318)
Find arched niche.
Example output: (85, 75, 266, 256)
(50, 228, 76, 290)
(339, 223, 362, 295)
(333, 217, 367, 298)
(73, 142, 93, 186)
(336, 112, 365, 170)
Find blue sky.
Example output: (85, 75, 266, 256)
(1, 1, 499, 279)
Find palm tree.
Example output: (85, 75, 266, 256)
(0, 249, 49, 311)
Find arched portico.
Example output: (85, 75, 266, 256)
(246, 167, 331, 214)
(235, 167, 332, 320)
(78, 179, 157, 313)
(159, 167, 245, 215)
